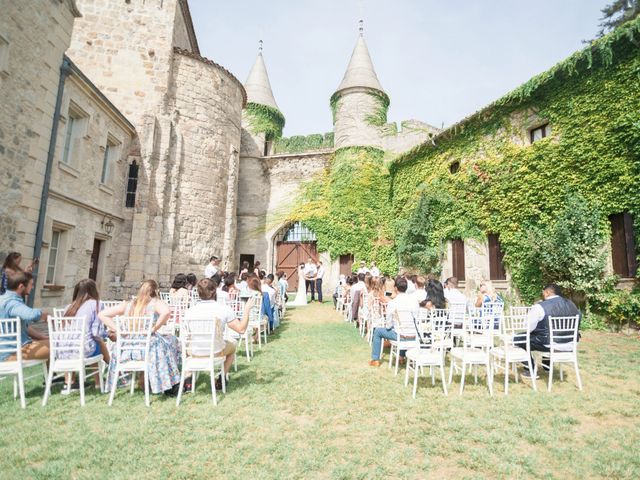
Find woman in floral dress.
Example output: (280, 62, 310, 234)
(99, 280, 181, 394)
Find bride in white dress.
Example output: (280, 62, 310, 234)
(287, 264, 308, 306)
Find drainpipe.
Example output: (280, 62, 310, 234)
(28, 57, 72, 306)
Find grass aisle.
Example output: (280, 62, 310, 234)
(1, 303, 639, 479)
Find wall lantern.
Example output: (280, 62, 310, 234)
(102, 216, 115, 235)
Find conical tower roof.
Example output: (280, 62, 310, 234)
(245, 50, 279, 110)
(334, 34, 385, 96)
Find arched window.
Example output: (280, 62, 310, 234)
(125, 160, 138, 208)
(283, 222, 317, 242)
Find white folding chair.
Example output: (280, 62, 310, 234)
(358, 291, 370, 338)
(449, 313, 494, 395)
(189, 289, 200, 306)
(43, 316, 104, 406)
(405, 312, 452, 397)
(540, 315, 582, 392)
(176, 317, 225, 406)
(229, 298, 251, 362)
(101, 300, 123, 310)
(490, 315, 537, 394)
(0, 318, 48, 408)
(248, 297, 267, 349)
(159, 296, 188, 335)
(388, 309, 420, 376)
(344, 290, 353, 323)
(367, 299, 387, 345)
(482, 301, 504, 333)
(448, 303, 467, 345)
(510, 306, 533, 318)
(108, 316, 153, 407)
(335, 285, 345, 312)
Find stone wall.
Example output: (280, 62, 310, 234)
(333, 88, 385, 149)
(0, 1, 80, 278)
(168, 50, 244, 275)
(383, 120, 441, 154)
(67, 0, 180, 126)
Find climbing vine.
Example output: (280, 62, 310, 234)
(274, 132, 334, 154)
(364, 90, 390, 127)
(244, 102, 285, 140)
(288, 146, 397, 274)
(390, 17, 640, 320)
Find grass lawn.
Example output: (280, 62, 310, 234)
(1, 302, 639, 479)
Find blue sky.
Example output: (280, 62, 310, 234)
(189, 0, 609, 136)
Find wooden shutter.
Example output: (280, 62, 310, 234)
(610, 213, 629, 277)
(623, 212, 637, 277)
(488, 234, 507, 280)
(451, 239, 465, 281)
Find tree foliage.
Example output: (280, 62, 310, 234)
(598, 0, 640, 37)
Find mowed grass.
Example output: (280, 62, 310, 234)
(1, 304, 639, 479)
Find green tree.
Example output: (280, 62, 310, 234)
(598, 0, 640, 37)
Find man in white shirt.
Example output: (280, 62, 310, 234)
(370, 262, 380, 277)
(315, 261, 325, 303)
(204, 255, 220, 279)
(412, 275, 427, 305)
(370, 277, 419, 366)
(444, 277, 467, 305)
(357, 261, 369, 275)
(350, 272, 367, 323)
(183, 278, 254, 390)
(520, 284, 581, 377)
(303, 258, 317, 302)
(405, 274, 417, 294)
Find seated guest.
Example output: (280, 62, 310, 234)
(261, 275, 276, 330)
(474, 280, 502, 308)
(99, 280, 181, 395)
(0, 271, 49, 361)
(169, 273, 190, 302)
(369, 276, 419, 366)
(333, 274, 346, 307)
(424, 278, 446, 310)
(413, 275, 427, 305)
(405, 274, 417, 294)
(60, 279, 109, 391)
(1, 252, 38, 295)
(183, 278, 255, 390)
(521, 284, 581, 377)
(222, 273, 239, 296)
(444, 276, 467, 305)
(186, 273, 197, 291)
(351, 273, 367, 324)
(237, 272, 249, 295)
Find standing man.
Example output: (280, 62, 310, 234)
(370, 262, 380, 278)
(303, 257, 317, 302)
(204, 255, 220, 279)
(357, 261, 369, 275)
(315, 261, 325, 303)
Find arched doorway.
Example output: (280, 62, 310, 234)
(274, 222, 317, 292)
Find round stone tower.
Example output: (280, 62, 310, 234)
(332, 23, 388, 150)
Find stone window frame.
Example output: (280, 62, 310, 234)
(59, 100, 89, 174)
(0, 33, 9, 80)
(99, 132, 122, 188)
(43, 221, 73, 288)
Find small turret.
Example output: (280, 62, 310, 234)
(332, 21, 388, 150)
(242, 41, 285, 156)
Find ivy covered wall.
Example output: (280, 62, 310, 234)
(389, 18, 640, 305)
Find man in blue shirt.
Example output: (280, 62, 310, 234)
(0, 271, 49, 361)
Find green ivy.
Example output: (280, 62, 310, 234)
(364, 90, 390, 127)
(244, 102, 285, 140)
(288, 146, 398, 274)
(273, 132, 334, 154)
(389, 17, 640, 315)
(329, 94, 340, 125)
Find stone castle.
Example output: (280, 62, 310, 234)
(1, 0, 440, 306)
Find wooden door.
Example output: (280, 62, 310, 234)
(276, 242, 318, 291)
(488, 234, 507, 280)
(451, 239, 465, 281)
(89, 238, 102, 281)
(339, 254, 354, 276)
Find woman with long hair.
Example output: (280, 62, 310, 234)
(474, 280, 501, 307)
(1, 252, 37, 295)
(169, 273, 189, 302)
(99, 280, 181, 395)
(424, 278, 446, 310)
(186, 273, 197, 291)
(60, 279, 109, 391)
